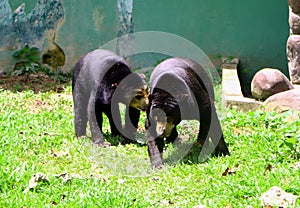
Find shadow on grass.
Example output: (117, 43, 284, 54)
(103, 135, 214, 166)
(81, 133, 146, 147)
(163, 142, 214, 166)
(81, 134, 213, 168)
(82, 134, 152, 176)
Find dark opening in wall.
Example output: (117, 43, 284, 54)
(42, 42, 65, 70)
(237, 64, 254, 98)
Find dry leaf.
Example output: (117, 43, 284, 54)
(49, 201, 57, 205)
(150, 176, 161, 182)
(222, 165, 239, 176)
(54, 173, 72, 183)
(51, 149, 69, 157)
(28, 172, 49, 189)
(24, 172, 49, 193)
(264, 164, 273, 175)
(265, 164, 273, 172)
(60, 194, 66, 201)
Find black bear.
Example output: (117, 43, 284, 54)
(146, 57, 230, 168)
(72, 49, 149, 146)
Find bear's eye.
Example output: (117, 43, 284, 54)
(135, 95, 143, 100)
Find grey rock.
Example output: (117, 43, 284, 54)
(287, 35, 300, 84)
(263, 88, 300, 113)
(251, 68, 294, 100)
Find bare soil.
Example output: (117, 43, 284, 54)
(0, 72, 71, 93)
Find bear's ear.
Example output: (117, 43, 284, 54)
(139, 73, 146, 79)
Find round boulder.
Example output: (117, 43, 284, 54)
(251, 68, 294, 100)
(263, 88, 300, 113)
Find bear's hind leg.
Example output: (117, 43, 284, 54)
(88, 94, 106, 145)
(209, 110, 230, 156)
(198, 104, 230, 156)
(73, 89, 88, 137)
(105, 104, 122, 137)
(197, 112, 211, 147)
(95, 106, 104, 134)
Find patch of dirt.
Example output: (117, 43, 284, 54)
(0, 72, 71, 93)
(30, 99, 53, 114)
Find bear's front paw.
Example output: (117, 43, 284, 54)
(214, 146, 230, 157)
(151, 162, 163, 169)
(150, 154, 163, 169)
(76, 135, 88, 139)
(93, 139, 111, 147)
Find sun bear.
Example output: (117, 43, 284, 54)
(72, 49, 149, 146)
(146, 57, 230, 168)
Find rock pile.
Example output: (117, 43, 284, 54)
(251, 68, 300, 115)
(287, 0, 300, 84)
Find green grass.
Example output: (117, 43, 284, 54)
(0, 86, 299, 207)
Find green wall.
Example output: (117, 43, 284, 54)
(133, 0, 289, 94)
(134, 1, 289, 72)
(2, 0, 289, 85)
(57, 0, 118, 63)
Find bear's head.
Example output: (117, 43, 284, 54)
(149, 107, 176, 138)
(149, 90, 181, 138)
(129, 83, 149, 111)
(114, 73, 149, 111)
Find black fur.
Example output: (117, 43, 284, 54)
(72, 49, 148, 145)
(146, 58, 230, 168)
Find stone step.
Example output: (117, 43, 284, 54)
(221, 58, 262, 112)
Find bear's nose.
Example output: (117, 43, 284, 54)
(141, 100, 149, 111)
(156, 125, 166, 136)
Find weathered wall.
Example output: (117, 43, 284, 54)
(0, 0, 119, 72)
(0, 0, 289, 82)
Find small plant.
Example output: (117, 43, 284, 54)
(12, 45, 42, 76)
(47, 68, 74, 83)
(8, 45, 72, 90)
(281, 136, 300, 159)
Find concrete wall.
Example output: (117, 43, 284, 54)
(1, 0, 289, 83)
(135, 1, 289, 70)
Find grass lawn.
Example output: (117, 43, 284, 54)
(0, 83, 299, 207)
